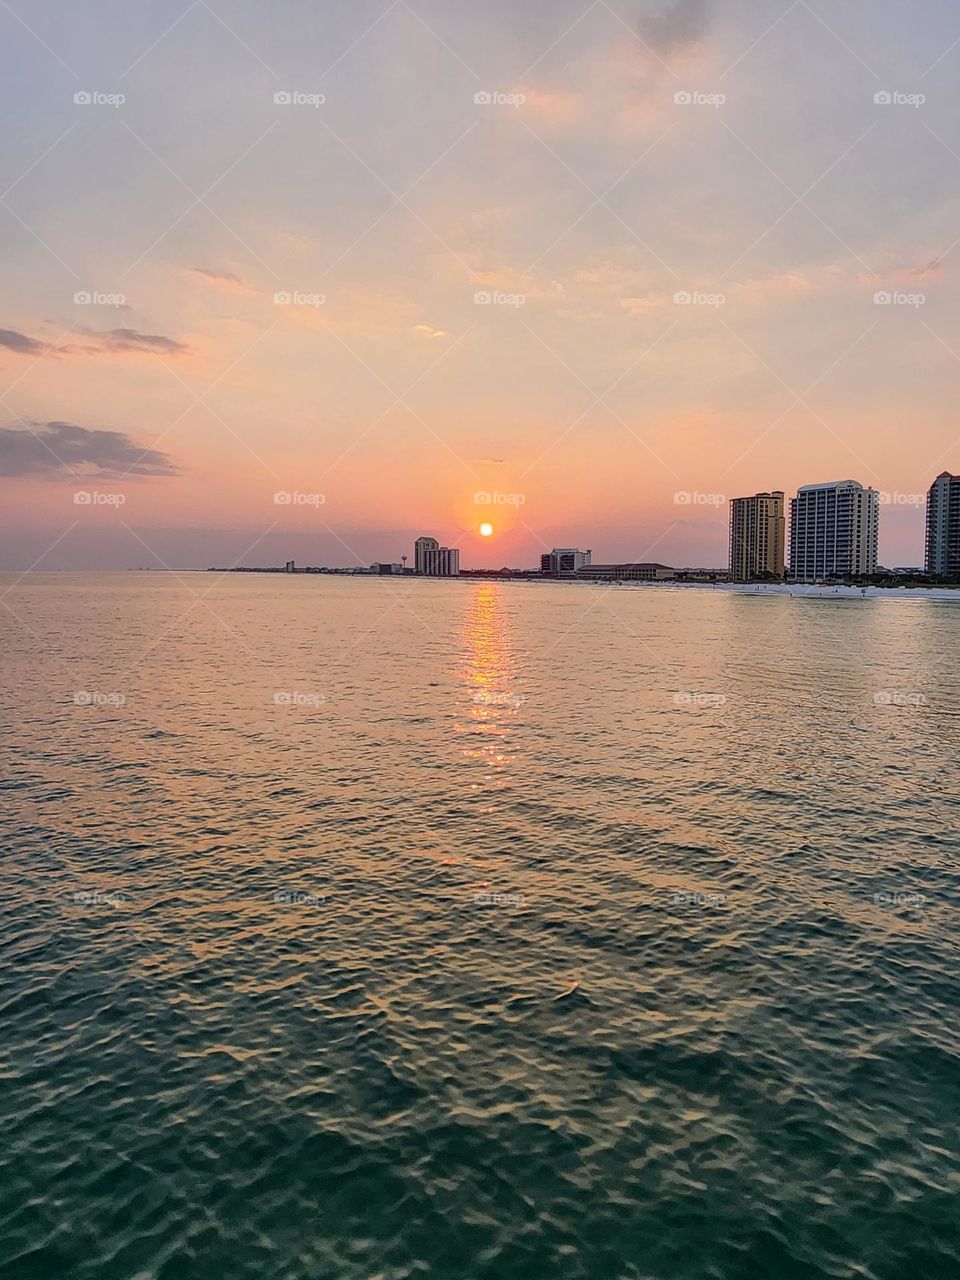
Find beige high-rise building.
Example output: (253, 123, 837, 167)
(414, 536, 460, 577)
(729, 491, 785, 581)
(789, 481, 878, 581)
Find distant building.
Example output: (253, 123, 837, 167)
(284, 560, 296, 573)
(925, 472, 960, 577)
(789, 481, 879, 581)
(414, 536, 460, 577)
(676, 568, 734, 583)
(540, 548, 592, 575)
(371, 562, 403, 575)
(576, 562, 674, 581)
(729, 491, 785, 580)
(415, 536, 438, 574)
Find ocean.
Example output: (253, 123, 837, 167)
(2, 572, 958, 1280)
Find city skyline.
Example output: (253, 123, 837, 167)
(2, 1, 960, 570)
(2, 467, 951, 573)
(218, 467, 957, 579)
(213, 471, 954, 577)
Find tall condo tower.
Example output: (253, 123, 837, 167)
(729, 491, 785, 580)
(925, 472, 960, 577)
(789, 481, 879, 581)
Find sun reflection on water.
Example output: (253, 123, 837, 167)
(457, 583, 524, 781)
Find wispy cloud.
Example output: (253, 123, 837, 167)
(0, 421, 179, 477)
(0, 325, 190, 358)
(189, 265, 253, 293)
(0, 328, 49, 355)
(81, 328, 190, 355)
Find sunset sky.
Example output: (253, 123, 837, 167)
(2, 0, 960, 569)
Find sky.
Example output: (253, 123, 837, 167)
(1, 0, 960, 570)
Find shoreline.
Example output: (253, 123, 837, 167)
(196, 569, 960, 600)
(6, 570, 960, 601)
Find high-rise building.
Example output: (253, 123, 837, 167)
(729, 491, 785, 580)
(789, 481, 879, 581)
(925, 472, 960, 577)
(414, 536, 460, 577)
(414, 536, 438, 574)
(540, 548, 591, 575)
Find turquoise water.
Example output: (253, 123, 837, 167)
(2, 573, 959, 1279)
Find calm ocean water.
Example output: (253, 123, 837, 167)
(2, 572, 959, 1280)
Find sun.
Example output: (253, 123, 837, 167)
(479, 522, 494, 538)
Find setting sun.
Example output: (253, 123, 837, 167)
(479, 522, 494, 538)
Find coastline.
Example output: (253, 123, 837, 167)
(189, 569, 960, 601)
